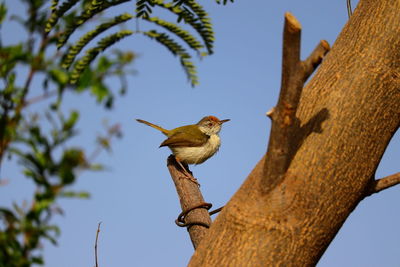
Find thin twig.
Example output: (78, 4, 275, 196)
(209, 206, 223, 216)
(94, 222, 102, 267)
(24, 89, 58, 106)
(347, 0, 353, 18)
(21, 32, 48, 101)
(366, 172, 400, 196)
(88, 124, 121, 162)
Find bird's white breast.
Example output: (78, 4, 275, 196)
(171, 134, 221, 164)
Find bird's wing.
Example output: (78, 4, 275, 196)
(159, 131, 208, 147)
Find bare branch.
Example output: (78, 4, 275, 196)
(94, 222, 102, 267)
(347, 0, 353, 18)
(279, 12, 301, 107)
(24, 89, 58, 106)
(167, 155, 212, 249)
(366, 172, 400, 196)
(263, 13, 330, 190)
(302, 40, 330, 82)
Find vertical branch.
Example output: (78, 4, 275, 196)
(94, 222, 102, 267)
(264, 13, 303, 188)
(347, 0, 353, 18)
(264, 12, 329, 190)
(167, 155, 212, 249)
(279, 12, 302, 105)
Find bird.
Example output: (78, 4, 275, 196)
(136, 116, 230, 184)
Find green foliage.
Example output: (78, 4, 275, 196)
(1, 111, 89, 266)
(175, 0, 214, 54)
(0, 0, 129, 265)
(0, 2, 7, 25)
(0, 45, 29, 77)
(61, 13, 133, 69)
(215, 0, 234, 5)
(69, 30, 133, 84)
(43, 0, 230, 86)
(55, 0, 130, 48)
(45, 0, 80, 33)
(132, 0, 234, 85)
(0, 0, 230, 265)
(143, 30, 198, 86)
(50, 0, 59, 10)
(135, 0, 153, 19)
(144, 16, 203, 52)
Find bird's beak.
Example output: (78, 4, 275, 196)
(219, 119, 230, 124)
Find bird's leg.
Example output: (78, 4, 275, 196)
(175, 157, 199, 186)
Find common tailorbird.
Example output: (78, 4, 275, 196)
(136, 116, 229, 184)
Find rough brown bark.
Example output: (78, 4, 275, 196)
(167, 156, 212, 248)
(265, 12, 329, 192)
(189, 0, 400, 266)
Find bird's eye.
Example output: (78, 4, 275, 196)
(208, 122, 213, 127)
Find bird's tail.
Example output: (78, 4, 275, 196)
(136, 119, 169, 135)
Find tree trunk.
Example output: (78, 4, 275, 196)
(189, 0, 400, 266)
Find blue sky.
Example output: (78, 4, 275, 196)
(2, 0, 400, 266)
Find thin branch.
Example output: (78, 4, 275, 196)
(366, 172, 400, 196)
(263, 12, 329, 190)
(94, 222, 102, 267)
(88, 124, 122, 162)
(24, 89, 58, 106)
(23, 69, 36, 97)
(302, 40, 330, 82)
(265, 12, 302, 179)
(167, 155, 212, 249)
(347, 0, 353, 18)
(279, 12, 301, 107)
(21, 32, 49, 101)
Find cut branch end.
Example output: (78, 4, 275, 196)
(302, 40, 330, 81)
(263, 13, 328, 188)
(266, 107, 275, 119)
(284, 12, 302, 32)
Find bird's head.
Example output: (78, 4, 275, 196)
(197, 116, 230, 136)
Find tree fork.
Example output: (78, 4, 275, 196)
(190, 0, 400, 266)
(264, 12, 329, 192)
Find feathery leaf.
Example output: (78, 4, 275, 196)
(61, 13, 133, 69)
(69, 30, 133, 84)
(51, 0, 59, 11)
(142, 30, 198, 86)
(180, 0, 214, 54)
(144, 16, 203, 52)
(150, 0, 214, 54)
(215, 0, 234, 4)
(57, 0, 130, 48)
(135, 0, 154, 19)
(45, 0, 80, 33)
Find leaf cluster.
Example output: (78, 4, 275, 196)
(136, 0, 220, 86)
(44, 0, 233, 87)
(0, 0, 233, 265)
(0, 0, 129, 265)
(0, 112, 88, 266)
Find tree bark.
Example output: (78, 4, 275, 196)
(167, 156, 212, 248)
(189, 0, 400, 266)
